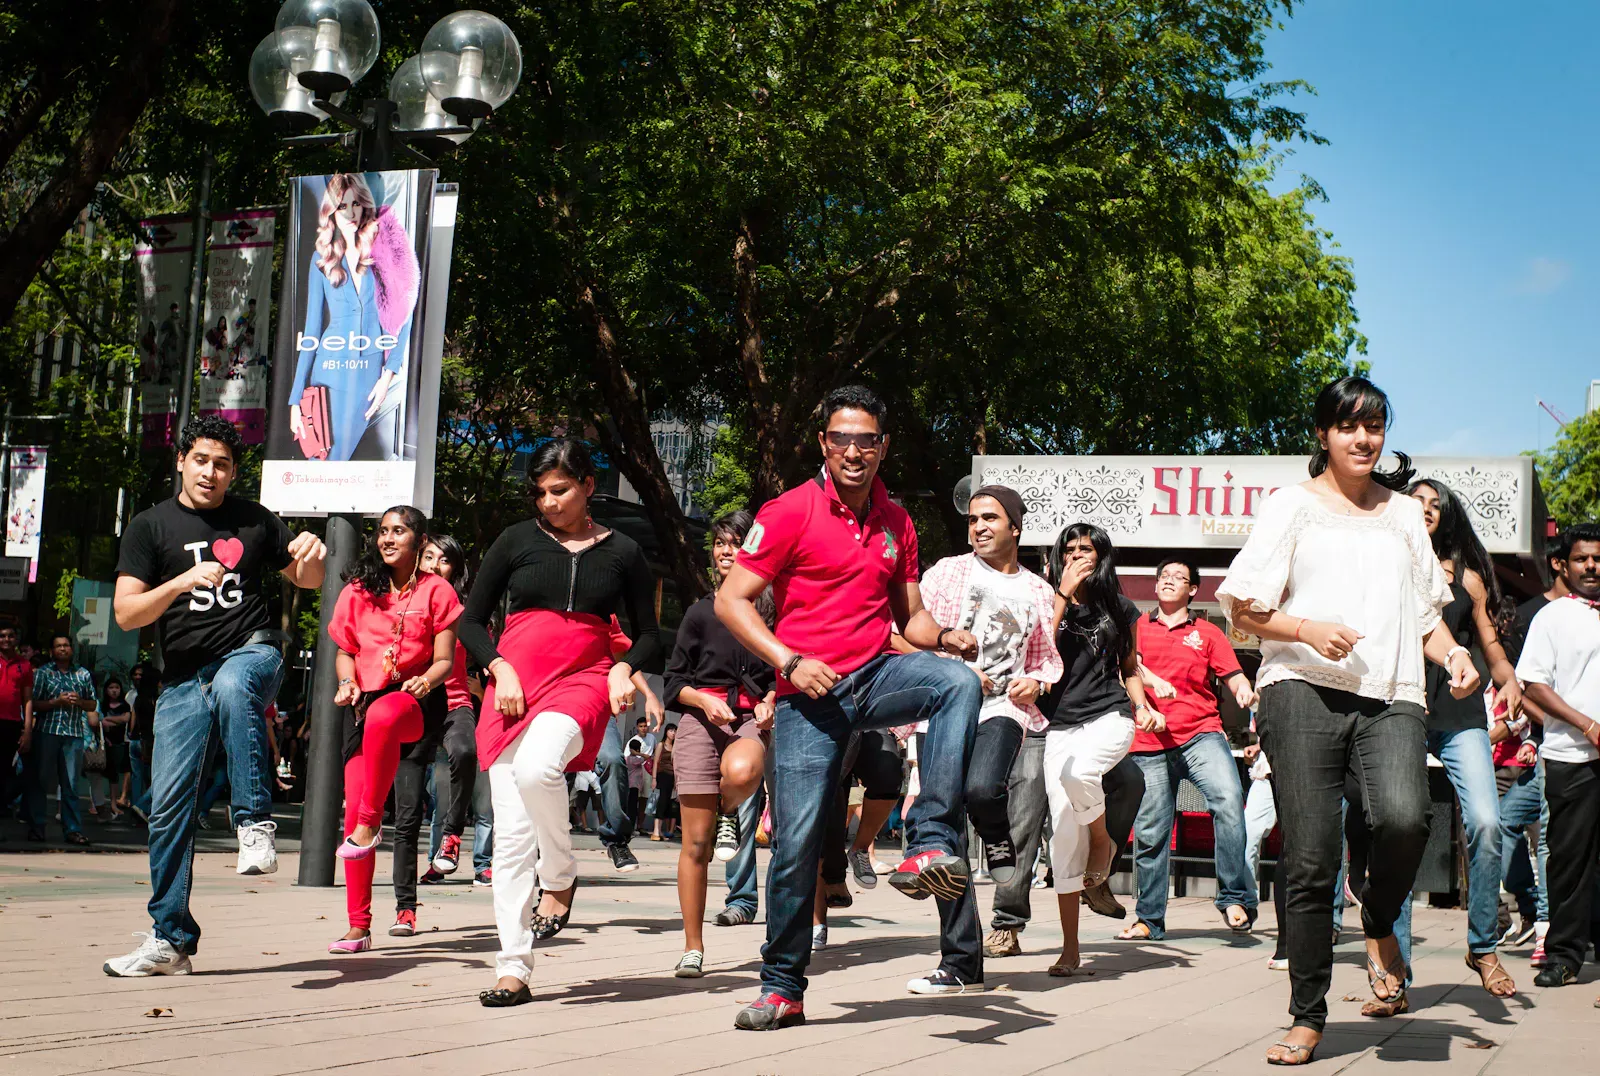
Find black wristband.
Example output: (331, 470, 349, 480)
(936, 627, 953, 653)
(782, 653, 804, 679)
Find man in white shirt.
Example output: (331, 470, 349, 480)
(1516, 523, 1600, 989)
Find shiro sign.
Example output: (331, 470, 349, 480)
(970, 455, 1539, 555)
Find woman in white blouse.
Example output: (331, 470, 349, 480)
(1216, 376, 1479, 1067)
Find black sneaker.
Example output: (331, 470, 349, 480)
(907, 968, 989, 995)
(608, 843, 640, 873)
(1534, 963, 1576, 988)
(983, 839, 1018, 885)
(713, 813, 740, 862)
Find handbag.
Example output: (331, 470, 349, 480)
(294, 384, 332, 460)
(82, 725, 107, 774)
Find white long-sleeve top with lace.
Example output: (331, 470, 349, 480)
(1216, 484, 1452, 707)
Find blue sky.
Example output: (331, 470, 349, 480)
(1262, 0, 1599, 458)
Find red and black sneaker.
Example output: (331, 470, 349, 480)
(388, 908, 417, 937)
(432, 833, 462, 875)
(419, 867, 445, 885)
(889, 850, 970, 902)
(734, 991, 805, 1031)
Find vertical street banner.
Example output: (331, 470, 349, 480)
(199, 210, 277, 443)
(5, 446, 48, 559)
(134, 215, 194, 449)
(263, 170, 439, 515)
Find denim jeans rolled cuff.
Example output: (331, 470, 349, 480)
(146, 643, 285, 954)
(594, 718, 634, 847)
(1258, 679, 1429, 1032)
(990, 734, 1048, 932)
(1426, 726, 1504, 954)
(759, 650, 980, 1001)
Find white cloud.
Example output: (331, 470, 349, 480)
(1513, 256, 1573, 295)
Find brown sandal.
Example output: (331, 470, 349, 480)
(1465, 951, 1516, 997)
(1361, 993, 1411, 1018)
(1048, 959, 1081, 977)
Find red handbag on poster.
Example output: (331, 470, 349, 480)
(295, 385, 331, 460)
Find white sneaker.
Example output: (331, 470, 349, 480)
(104, 932, 192, 977)
(237, 821, 279, 875)
(908, 968, 989, 995)
(811, 924, 829, 950)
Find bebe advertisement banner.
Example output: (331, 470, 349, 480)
(134, 215, 194, 449)
(262, 170, 440, 515)
(5, 446, 48, 560)
(199, 209, 277, 443)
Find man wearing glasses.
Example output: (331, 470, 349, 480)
(716, 384, 983, 1030)
(1118, 555, 1260, 942)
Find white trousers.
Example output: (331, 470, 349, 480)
(489, 712, 584, 982)
(1044, 712, 1135, 895)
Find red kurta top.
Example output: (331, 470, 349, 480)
(328, 572, 463, 692)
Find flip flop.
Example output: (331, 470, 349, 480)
(1116, 921, 1153, 941)
(1266, 1041, 1317, 1066)
(1048, 960, 1080, 977)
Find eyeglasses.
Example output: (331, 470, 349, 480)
(1156, 573, 1192, 585)
(824, 431, 884, 453)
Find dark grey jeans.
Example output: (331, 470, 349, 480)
(1257, 680, 1431, 1033)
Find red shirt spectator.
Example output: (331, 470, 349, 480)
(737, 471, 919, 695)
(1134, 610, 1243, 752)
(0, 651, 29, 723)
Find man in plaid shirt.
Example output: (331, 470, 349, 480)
(26, 634, 98, 844)
(896, 483, 1062, 994)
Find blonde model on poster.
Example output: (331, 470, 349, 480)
(287, 173, 419, 462)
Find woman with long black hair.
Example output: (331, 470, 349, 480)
(1399, 477, 1524, 998)
(416, 534, 485, 884)
(662, 510, 775, 978)
(1039, 522, 1157, 976)
(461, 437, 660, 1007)
(326, 505, 462, 952)
(1218, 375, 1478, 1065)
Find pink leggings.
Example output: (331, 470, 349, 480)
(342, 691, 424, 930)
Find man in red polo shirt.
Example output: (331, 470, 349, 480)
(1118, 555, 1259, 942)
(716, 385, 982, 1031)
(0, 620, 33, 820)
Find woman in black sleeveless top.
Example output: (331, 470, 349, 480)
(1406, 478, 1525, 999)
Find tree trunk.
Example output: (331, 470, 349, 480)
(576, 280, 709, 607)
(0, 0, 181, 328)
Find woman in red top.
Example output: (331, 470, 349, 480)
(460, 438, 659, 1007)
(326, 506, 462, 953)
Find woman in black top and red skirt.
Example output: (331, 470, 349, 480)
(461, 438, 660, 1007)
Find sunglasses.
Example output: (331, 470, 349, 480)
(824, 431, 884, 453)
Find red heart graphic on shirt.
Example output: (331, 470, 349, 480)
(212, 537, 244, 570)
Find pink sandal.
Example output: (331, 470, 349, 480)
(336, 829, 382, 861)
(328, 934, 372, 954)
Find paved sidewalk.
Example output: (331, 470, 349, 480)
(0, 844, 1593, 1075)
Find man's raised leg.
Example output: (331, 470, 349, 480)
(210, 643, 284, 875)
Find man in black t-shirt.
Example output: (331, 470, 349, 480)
(105, 416, 325, 977)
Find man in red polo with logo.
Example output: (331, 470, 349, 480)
(1119, 555, 1260, 943)
(716, 384, 983, 1030)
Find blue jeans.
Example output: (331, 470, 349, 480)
(595, 719, 635, 847)
(1500, 762, 1548, 922)
(724, 780, 766, 916)
(146, 644, 283, 953)
(1428, 727, 1503, 954)
(1130, 732, 1256, 937)
(761, 650, 980, 1000)
(129, 738, 153, 817)
(28, 732, 86, 836)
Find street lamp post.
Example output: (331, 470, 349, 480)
(249, 0, 520, 887)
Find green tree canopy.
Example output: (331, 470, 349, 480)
(1534, 409, 1600, 529)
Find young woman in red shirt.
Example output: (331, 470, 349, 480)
(326, 505, 463, 953)
(461, 438, 660, 1007)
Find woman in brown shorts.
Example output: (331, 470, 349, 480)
(663, 510, 776, 977)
